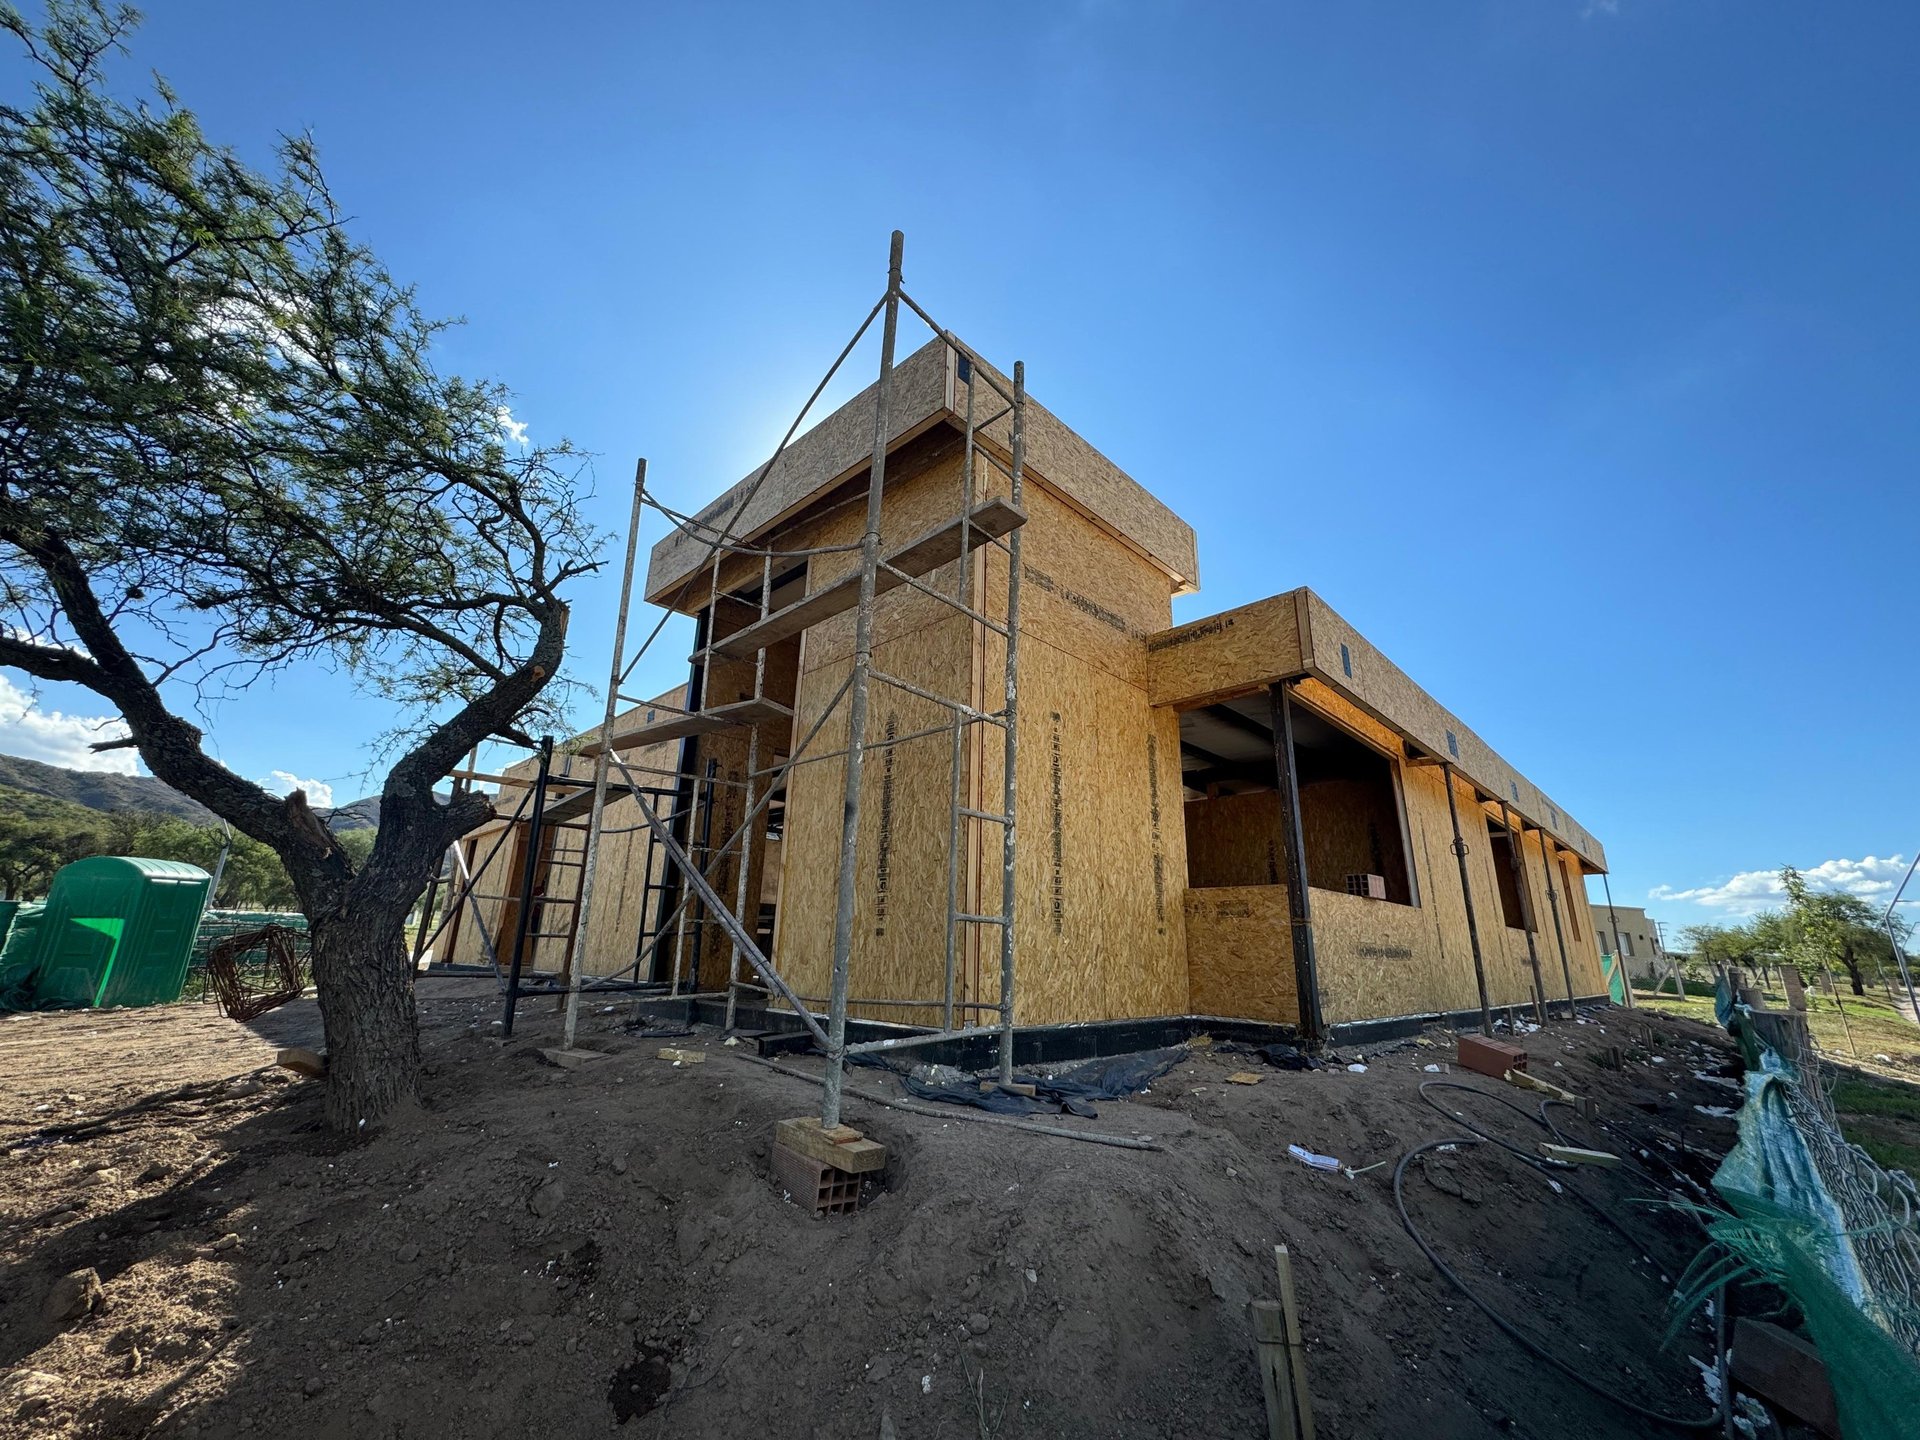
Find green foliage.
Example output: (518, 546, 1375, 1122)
(0, 782, 102, 896)
(0, 1, 600, 1125)
(0, 787, 378, 908)
(1679, 872, 1910, 997)
(1, 0, 596, 821)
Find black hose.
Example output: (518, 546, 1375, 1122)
(1393, 1136, 1725, 1432)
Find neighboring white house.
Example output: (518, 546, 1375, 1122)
(1589, 902, 1666, 982)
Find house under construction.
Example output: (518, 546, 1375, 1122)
(427, 234, 1611, 1119)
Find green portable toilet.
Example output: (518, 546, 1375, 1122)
(31, 857, 211, 1009)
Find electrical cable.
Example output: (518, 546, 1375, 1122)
(1393, 1136, 1726, 1432)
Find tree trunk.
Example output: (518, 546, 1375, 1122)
(308, 906, 420, 1133)
(1843, 941, 1865, 997)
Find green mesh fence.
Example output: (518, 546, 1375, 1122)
(1709, 976, 1920, 1438)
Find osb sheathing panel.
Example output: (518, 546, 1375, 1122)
(647, 338, 1199, 606)
(1296, 590, 1604, 870)
(1277, 682, 1556, 1024)
(698, 403, 1189, 1028)
(1145, 592, 1306, 709)
(955, 353, 1198, 592)
(967, 452, 1188, 1024)
(976, 640, 1190, 1024)
(1184, 792, 1283, 890)
(772, 613, 976, 1027)
(1185, 886, 1297, 1023)
(784, 437, 991, 674)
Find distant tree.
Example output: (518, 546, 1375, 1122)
(1780, 866, 1906, 998)
(0, 807, 101, 897)
(1680, 922, 1751, 976)
(0, 4, 597, 1129)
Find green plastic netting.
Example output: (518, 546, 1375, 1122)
(1708, 976, 1920, 1439)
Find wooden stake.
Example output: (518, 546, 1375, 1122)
(1249, 1301, 1297, 1440)
(1273, 1245, 1317, 1440)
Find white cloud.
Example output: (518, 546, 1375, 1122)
(495, 406, 529, 448)
(1651, 855, 1917, 915)
(255, 770, 335, 809)
(0, 672, 138, 774)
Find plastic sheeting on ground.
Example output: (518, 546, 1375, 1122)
(1702, 975, 1920, 1440)
(850, 1044, 1189, 1118)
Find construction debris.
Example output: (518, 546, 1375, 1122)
(1457, 1034, 1527, 1079)
(538, 1047, 608, 1070)
(774, 1116, 887, 1175)
(1538, 1143, 1621, 1168)
(274, 1046, 326, 1078)
(1504, 1068, 1578, 1104)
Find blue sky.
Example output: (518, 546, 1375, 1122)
(4, 1, 1917, 937)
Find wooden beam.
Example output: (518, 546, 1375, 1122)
(700, 498, 1025, 661)
(1206, 702, 1277, 746)
(572, 696, 793, 756)
(774, 1116, 887, 1174)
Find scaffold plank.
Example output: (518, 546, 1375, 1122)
(701, 498, 1025, 661)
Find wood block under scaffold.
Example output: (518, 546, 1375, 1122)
(774, 1117, 887, 1174)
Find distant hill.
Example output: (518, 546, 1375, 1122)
(0, 753, 380, 831)
(0, 778, 103, 827)
(0, 752, 218, 823)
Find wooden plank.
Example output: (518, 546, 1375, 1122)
(702, 499, 1025, 662)
(1272, 1245, 1317, 1440)
(774, 1116, 888, 1174)
(1505, 1068, 1578, 1104)
(572, 697, 793, 756)
(1539, 1143, 1620, 1168)
(1249, 1300, 1297, 1440)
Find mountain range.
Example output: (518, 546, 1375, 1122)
(0, 752, 379, 830)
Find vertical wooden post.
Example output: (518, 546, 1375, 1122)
(1267, 682, 1324, 1048)
(1249, 1302, 1295, 1440)
(1273, 1244, 1316, 1440)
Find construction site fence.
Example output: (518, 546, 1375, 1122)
(1704, 974, 1920, 1440)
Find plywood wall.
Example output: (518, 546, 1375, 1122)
(1185, 886, 1296, 1022)
(1173, 679, 1603, 1027)
(440, 689, 690, 981)
(972, 473, 1188, 1024)
(1185, 792, 1283, 889)
(1146, 592, 1305, 709)
(767, 437, 1187, 1027)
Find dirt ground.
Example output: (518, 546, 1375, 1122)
(2, 989, 1764, 1439)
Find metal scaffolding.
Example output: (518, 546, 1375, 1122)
(428, 233, 1029, 1128)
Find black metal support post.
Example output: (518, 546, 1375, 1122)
(1535, 825, 1577, 1019)
(1442, 762, 1493, 1036)
(500, 735, 555, 1038)
(1268, 682, 1325, 1048)
(1499, 799, 1547, 1024)
(1601, 870, 1634, 1009)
